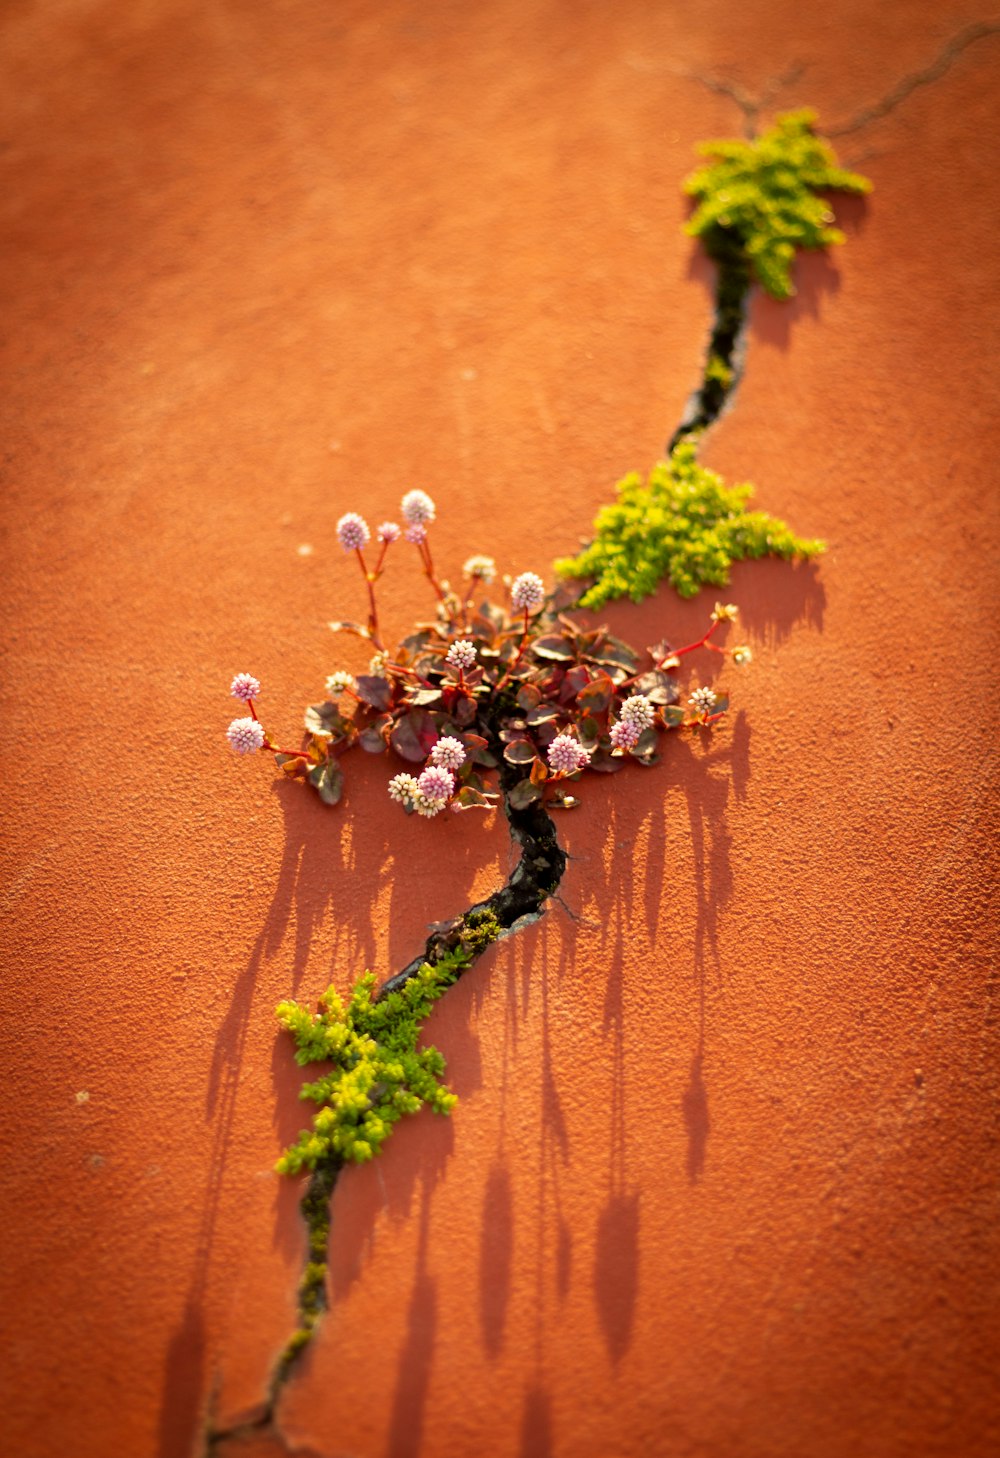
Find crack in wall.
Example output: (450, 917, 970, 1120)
(204, 748, 566, 1454)
(201, 26, 996, 1450)
(826, 21, 1000, 137)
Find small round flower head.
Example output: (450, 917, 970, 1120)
(712, 602, 739, 623)
(388, 773, 420, 807)
(227, 717, 266, 755)
(446, 639, 477, 672)
(414, 793, 445, 818)
(336, 512, 370, 552)
(732, 644, 753, 666)
(401, 489, 436, 527)
(431, 735, 467, 771)
(377, 521, 401, 543)
(619, 694, 655, 732)
(463, 554, 497, 583)
(404, 523, 427, 545)
(511, 571, 545, 612)
(547, 734, 591, 774)
(609, 719, 641, 752)
(417, 765, 455, 803)
(230, 673, 260, 702)
(369, 652, 389, 675)
(689, 686, 718, 714)
(325, 671, 356, 697)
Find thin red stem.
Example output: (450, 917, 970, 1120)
(355, 547, 383, 647)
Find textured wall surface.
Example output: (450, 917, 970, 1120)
(2, 2, 998, 1456)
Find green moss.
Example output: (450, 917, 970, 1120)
(684, 109, 871, 300)
(275, 923, 499, 1177)
(556, 441, 824, 608)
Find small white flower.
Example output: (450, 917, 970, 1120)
(369, 652, 389, 675)
(619, 694, 655, 732)
(446, 640, 477, 672)
(377, 521, 401, 543)
(401, 489, 436, 526)
(336, 512, 370, 552)
(405, 523, 427, 545)
(463, 554, 496, 583)
(732, 644, 753, 666)
(325, 671, 356, 697)
(227, 717, 266, 754)
(431, 736, 467, 771)
(388, 773, 420, 806)
(511, 572, 545, 611)
(689, 686, 718, 714)
(414, 794, 445, 818)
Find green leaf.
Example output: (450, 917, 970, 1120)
(453, 787, 495, 811)
(507, 778, 541, 809)
(304, 702, 339, 738)
(661, 705, 687, 728)
(517, 683, 542, 710)
(503, 740, 537, 765)
(308, 761, 344, 806)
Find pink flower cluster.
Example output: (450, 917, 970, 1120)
(547, 734, 591, 775)
(230, 672, 260, 702)
(511, 572, 545, 612)
(401, 489, 436, 526)
(227, 717, 265, 754)
(446, 640, 476, 673)
(610, 694, 655, 751)
(336, 512, 370, 552)
(430, 736, 467, 771)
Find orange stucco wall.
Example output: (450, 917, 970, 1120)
(2, 3, 998, 1456)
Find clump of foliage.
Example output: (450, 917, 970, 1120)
(275, 912, 500, 1174)
(226, 488, 746, 817)
(684, 108, 871, 300)
(556, 441, 824, 608)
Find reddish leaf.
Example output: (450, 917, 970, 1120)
(503, 740, 537, 765)
(531, 635, 575, 662)
(355, 675, 392, 711)
(577, 673, 615, 715)
(390, 709, 438, 763)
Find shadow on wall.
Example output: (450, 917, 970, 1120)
(167, 550, 821, 1453)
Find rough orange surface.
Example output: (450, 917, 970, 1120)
(1, 3, 998, 1457)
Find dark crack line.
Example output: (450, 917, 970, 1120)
(204, 746, 567, 1454)
(682, 62, 807, 137)
(825, 21, 1000, 138)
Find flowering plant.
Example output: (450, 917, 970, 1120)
(226, 493, 751, 819)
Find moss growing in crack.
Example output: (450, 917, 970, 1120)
(276, 923, 499, 1176)
(684, 109, 871, 300)
(555, 441, 824, 608)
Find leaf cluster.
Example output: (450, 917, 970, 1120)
(555, 442, 824, 608)
(275, 917, 499, 1175)
(684, 109, 871, 300)
(295, 578, 736, 814)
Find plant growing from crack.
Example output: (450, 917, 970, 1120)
(210, 109, 868, 1451)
